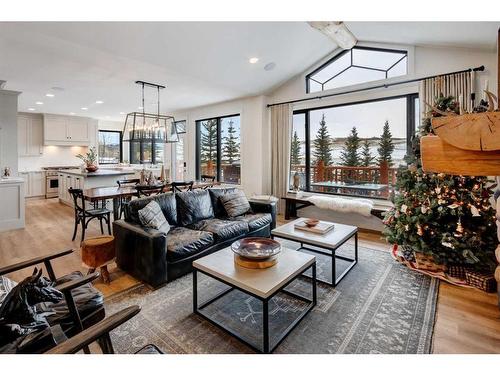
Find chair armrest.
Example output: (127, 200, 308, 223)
(56, 272, 100, 293)
(249, 200, 277, 229)
(46, 306, 141, 354)
(0, 249, 74, 277)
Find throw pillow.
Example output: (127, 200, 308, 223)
(220, 190, 251, 217)
(138, 201, 170, 234)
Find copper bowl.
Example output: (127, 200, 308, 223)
(86, 165, 99, 172)
(304, 218, 319, 227)
(231, 237, 281, 260)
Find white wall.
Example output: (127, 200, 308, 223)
(0, 89, 21, 175)
(172, 95, 271, 196)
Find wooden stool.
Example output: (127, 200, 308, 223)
(81, 235, 115, 284)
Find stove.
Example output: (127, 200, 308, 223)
(42, 166, 80, 198)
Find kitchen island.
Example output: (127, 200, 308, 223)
(58, 168, 135, 206)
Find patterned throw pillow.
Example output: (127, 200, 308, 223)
(138, 201, 170, 234)
(220, 190, 251, 217)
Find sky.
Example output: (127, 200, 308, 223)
(293, 97, 409, 140)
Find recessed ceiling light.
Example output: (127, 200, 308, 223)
(96, 100, 104, 104)
(46, 93, 55, 98)
(35, 101, 43, 105)
(249, 57, 259, 64)
(69, 112, 76, 115)
(138, 106, 143, 110)
(119, 112, 125, 115)
(81, 107, 88, 110)
(28, 108, 35, 111)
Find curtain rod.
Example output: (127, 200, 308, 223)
(266, 65, 485, 108)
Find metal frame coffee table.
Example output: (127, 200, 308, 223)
(193, 247, 316, 353)
(271, 219, 358, 287)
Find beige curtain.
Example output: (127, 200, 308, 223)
(419, 71, 475, 120)
(271, 103, 292, 214)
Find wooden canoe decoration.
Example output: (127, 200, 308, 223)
(431, 111, 500, 151)
(421, 135, 500, 176)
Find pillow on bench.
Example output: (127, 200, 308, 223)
(220, 190, 251, 218)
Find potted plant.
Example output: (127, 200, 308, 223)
(76, 147, 99, 172)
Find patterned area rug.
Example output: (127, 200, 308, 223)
(106, 243, 439, 354)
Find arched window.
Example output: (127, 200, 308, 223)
(306, 46, 408, 93)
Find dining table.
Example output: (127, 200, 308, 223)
(83, 180, 221, 220)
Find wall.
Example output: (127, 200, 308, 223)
(0, 89, 21, 175)
(171, 95, 271, 196)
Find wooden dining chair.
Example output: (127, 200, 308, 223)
(116, 179, 140, 219)
(170, 181, 194, 193)
(136, 183, 165, 197)
(68, 188, 112, 242)
(200, 175, 216, 189)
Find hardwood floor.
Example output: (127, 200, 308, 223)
(1, 198, 499, 353)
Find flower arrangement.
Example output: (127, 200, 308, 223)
(76, 147, 99, 172)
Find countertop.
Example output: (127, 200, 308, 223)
(59, 169, 135, 178)
(0, 177, 25, 184)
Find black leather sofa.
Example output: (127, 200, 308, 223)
(113, 188, 276, 287)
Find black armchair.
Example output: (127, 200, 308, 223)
(0, 249, 105, 353)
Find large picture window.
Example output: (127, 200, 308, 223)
(129, 139, 164, 164)
(98, 130, 122, 164)
(290, 94, 418, 200)
(306, 46, 408, 93)
(196, 114, 241, 184)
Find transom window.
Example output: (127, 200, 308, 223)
(306, 47, 408, 93)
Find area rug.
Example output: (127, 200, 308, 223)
(105, 243, 439, 354)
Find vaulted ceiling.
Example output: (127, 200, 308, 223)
(0, 21, 498, 121)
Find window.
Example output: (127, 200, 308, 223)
(290, 94, 418, 200)
(98, 130, 122, 164)
(306, 47, 408, 93)
(129, 139, 164, 164)
(196, 114, 241, 184)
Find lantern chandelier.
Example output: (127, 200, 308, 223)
(122, 80, 181, 143)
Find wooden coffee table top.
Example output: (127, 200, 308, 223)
(271, 218, 357, 250)
(193, 247, 315, 299)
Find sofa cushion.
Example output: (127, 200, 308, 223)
(138, 201, 170, 234)
(166, 227, 214, 262)
(208, 187, 237, 218)
(231, 213, 272, 231)
(127, 193, 177, 226)
(175, 190, 214, 226)
(220, 190, 250, 217)
(189, 218, 249, 242)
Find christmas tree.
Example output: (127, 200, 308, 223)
(377, 120, 395, 167)
(290, 130, 302, 166)
(222, 119, 240, 163)
(201, 119, 218, 164)
(312, 113, 333, 166)
(360, 139, 375, 167)
(340, 126, 361, 166)
(383, 95, 498, 272)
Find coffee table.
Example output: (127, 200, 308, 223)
(271, 218, 358, 287)
(192, 247, 316, 353)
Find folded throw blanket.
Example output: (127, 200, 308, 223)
(306, 195, 374, 217)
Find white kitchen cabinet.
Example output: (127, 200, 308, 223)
(18, 115, 43, 156)
(19, 171, 45, 198)
(44, 114, 90, 146)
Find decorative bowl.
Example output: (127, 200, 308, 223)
(231, 237, 281, 260)
(86, 165, 99, 172)
(304, 218, 319, 227)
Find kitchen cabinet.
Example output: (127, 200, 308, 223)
(58, 172, 83, 205)
(44, 114, 90, 146)
(18, 115, 43, 156)
(19, 171, 45, 198)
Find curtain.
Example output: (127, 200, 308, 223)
(270, 103, 292, 214)
(419, 71, 475, 121)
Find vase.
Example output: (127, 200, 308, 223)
(86, 164, 98, 172)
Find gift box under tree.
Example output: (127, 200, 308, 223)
(465, 269, 497, 292)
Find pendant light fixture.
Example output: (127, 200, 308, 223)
(122, 80, 179, 144)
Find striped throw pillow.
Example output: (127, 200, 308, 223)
(138, 200, 170, 233)
(220, 190, 250, 217)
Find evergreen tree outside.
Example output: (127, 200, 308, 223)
(200, 119, 217, 164)
(383, 95, 497, 272)
(340, 126, 361, 166)
(312, 113, 333, 166)
(222, 119, 240, 163)
(377, 120, 395, 167)
(290, 131, 302, 166)
(360, 139, 375, 167)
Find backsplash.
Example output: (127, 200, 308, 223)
(18, 145, 88, 171)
